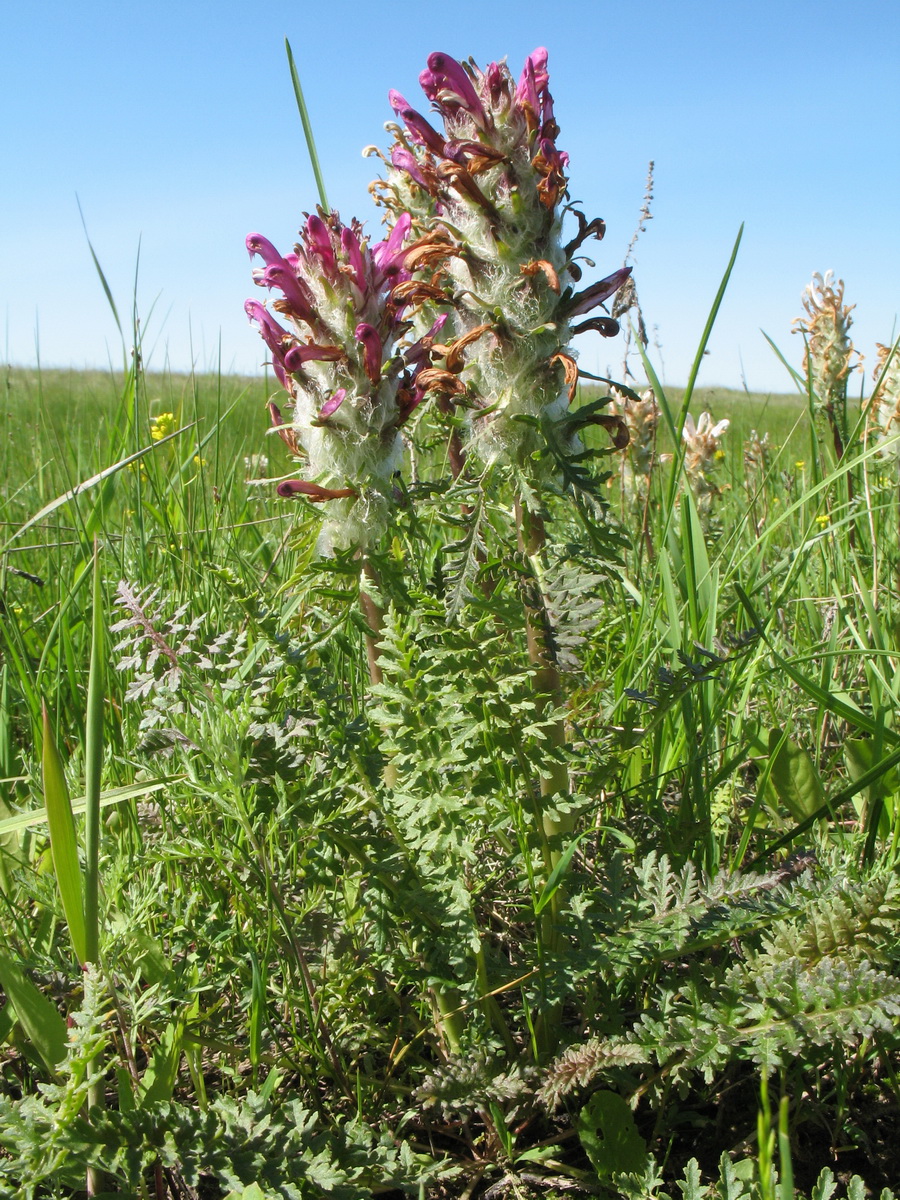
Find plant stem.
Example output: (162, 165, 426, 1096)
(515, 499, 572, 851)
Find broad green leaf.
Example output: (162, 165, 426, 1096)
(132, 931, 170, 987)
(139, 1014, 185, 1106)
(577, 1090, 650, 1179)
(0, 948, 67, 1073)
(767, 728, 826, 822)
(845, 739, 897, 838)
(41, 704, 87, 965)
(223, 1187, 269, 1200)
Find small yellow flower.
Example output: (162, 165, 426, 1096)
(150, 412, 176, 441)
(193, 455, 207, 468)
(816, 514, 830, 525)
(795, 460, 806, 469)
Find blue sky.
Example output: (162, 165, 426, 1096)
(3, 0, 898, 392)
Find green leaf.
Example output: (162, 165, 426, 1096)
(845, 739, 897, 838)
(577, 1090, 650, 1179)
(0, 948, 67, 1073)
(41, 703, 87, 965)
(534, 832, 587, 914)
(767, 728, 826, 822)
(223, 1187, 270, 1200)
(130, 930, 170, 987)
(139, 1014, 185, 1106)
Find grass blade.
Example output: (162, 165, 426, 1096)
(83, 542, 104, 964)
(41, 702, 87, 966)
(285, 39, 330, 213)
(0, 778, 182, 835)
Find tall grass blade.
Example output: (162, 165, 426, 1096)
(679, 225, 743, 422)
(76, 196, 123, 340)
(83, 542, 104, 964)
(285, 39, 330, 213)
(41, 703, 87, 965)
(0, 778, 180, 835)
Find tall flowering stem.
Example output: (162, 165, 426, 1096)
(372, 51, 631, 909)
(611, 386, 664, 557)
(681, 411, 730, 523)
(245, 209, 455, 694)
(794, 271, 860, 463)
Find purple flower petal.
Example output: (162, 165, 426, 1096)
(372, 213, 411, 285)
(484, 61, 508, 106)
(567, 266, 633, 318)
(388, 90, 447, 156)
(426, 52, 486, 124)
(262, 263, 315, 323)
(245, 300, 294, 385)
(340, 227, 368, 290)
(318, 388, 347, 420)
(418, 68, 439, 102)
(283, 342, 344, 373)
(404, 313, 448, 368)
(246, 233, 285, 265)
(306, 214, 336, 274)
(396, 386, 426, 425)
(390, 145, 429, 188)
(516, 56, 539, 118)
(355, 323, 383, 382)
(244, 300, 289, 356)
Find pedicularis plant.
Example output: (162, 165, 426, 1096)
(4, 46, 900, 1200)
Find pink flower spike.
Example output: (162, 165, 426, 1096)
(426, 52, 486, 124)
(356, 323, 383, 383)
(318, 388, 347, 421)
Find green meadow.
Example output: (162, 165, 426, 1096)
(3, 335, 900, 1199)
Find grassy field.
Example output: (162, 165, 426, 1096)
(2, 341, 900, 1200)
